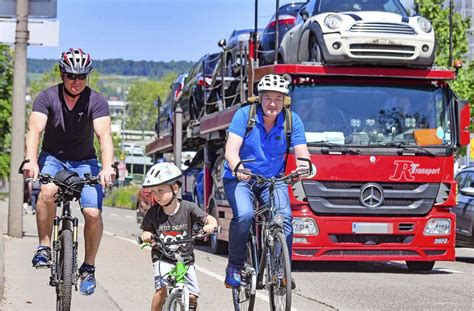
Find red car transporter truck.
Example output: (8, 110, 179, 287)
(146, 63, 470, 272)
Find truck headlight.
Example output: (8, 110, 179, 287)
(424, 218, 451, 236)
(417, 17, 432, 33)
(324, 14, 343, 30)
(292, 217, 319, 235)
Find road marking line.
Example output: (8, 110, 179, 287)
(109, 213, 119, 217)
(103, 231, 298, 310)
(125, 215, 134, 219)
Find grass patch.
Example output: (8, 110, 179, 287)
(103, 185, 140, 209)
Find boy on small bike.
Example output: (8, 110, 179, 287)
(140, 162, 218, 311)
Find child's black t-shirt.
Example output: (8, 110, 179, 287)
(140, 200, 208, 264)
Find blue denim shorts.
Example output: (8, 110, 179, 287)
(38, 152, 103, 210)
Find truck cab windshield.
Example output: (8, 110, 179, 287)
(291, 83, 451, 148)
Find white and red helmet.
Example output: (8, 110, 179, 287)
(58, 48, 93, 74)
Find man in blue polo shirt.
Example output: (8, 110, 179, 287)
(222, 73, 311, 288)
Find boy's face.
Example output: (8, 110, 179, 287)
(150, 183, 177, 205)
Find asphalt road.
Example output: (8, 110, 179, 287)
(2, 203, 474, 310)
(100, 206, 474, 310)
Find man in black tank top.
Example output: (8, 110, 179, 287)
(22, 48, 116, 296)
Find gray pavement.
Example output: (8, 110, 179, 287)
(1, 199, 146, 310)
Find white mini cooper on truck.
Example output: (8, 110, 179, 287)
(279, 0, 435, 67)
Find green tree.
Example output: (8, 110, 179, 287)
(418, 0, 474, 104)
(0, 45, 14, 178)
(125, 73, 176, 131)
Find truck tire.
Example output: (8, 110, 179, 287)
(406, 261, 435, 272)
(209, 202, 228, 255)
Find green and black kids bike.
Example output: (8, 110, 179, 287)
(138, 226, 221, 311)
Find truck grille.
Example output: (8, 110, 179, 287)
(294, 249, 318, 256)
(322, 250, 419, 256)
(329, 234, 414, 244)
(424, 250, 446, 256)
(301, 180, 439, 216)
(322, 182, 419, 191)
(350, 22, 416, 35)
(350, 44, 415, 58)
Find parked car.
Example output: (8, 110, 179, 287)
(454, 167, 474, 247)
(176, 53, 220, 124)
(279, 0, 435, 67)
(225, 28, 263, 76)
(155, 73, 187, 138)
(258, 2, 305, 65)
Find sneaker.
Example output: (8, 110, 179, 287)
(78, 264, 96, 295)
(32, 246, 51, 268)
(225, 266, 241, 288)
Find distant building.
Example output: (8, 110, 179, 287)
(108, 100, 127, 133)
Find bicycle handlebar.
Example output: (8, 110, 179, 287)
(233, 157, 313, 184)
(19, 159, 118, 189)
(137, 226, 221, 257)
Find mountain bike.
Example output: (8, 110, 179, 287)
(232, 157, 312, 311)
(138, 226, 221, 311)
(19, 159, 117, 311)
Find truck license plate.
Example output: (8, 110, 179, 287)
(352, 223, 393, 234)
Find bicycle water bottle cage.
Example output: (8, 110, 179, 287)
(54, 169, 84, 201)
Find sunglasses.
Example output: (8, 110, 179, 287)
(65, 73, 88, 80)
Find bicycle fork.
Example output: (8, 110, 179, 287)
(50, 217, 79, 288)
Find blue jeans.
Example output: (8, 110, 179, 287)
(38, 152, 103, 209)
(224, 178, 293, 269)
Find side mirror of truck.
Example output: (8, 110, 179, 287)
(455, 99, 470, 146)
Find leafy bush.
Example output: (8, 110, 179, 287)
(103, 185, 140, 209)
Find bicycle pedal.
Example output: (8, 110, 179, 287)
(35, 264, 51, 269)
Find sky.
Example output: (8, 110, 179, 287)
(27, 0, 415, 62)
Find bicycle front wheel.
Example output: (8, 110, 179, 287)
(163, 290, 185, 311)
(232, 242, 256, 311)
(56, 229, 74, 311)
(267, 232, 292, 311)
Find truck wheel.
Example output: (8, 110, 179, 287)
(406, 261, 435, 272)
(209, 203, 228, 254)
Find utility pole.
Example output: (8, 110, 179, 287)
(448, 0, 453, 68)
(8, 0, 29, 238)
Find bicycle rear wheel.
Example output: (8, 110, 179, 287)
(268, 232, 292, 311)
(232, 242, 256, 311)
(56, 229, 74, 311)
(163, 290, 185, 311)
